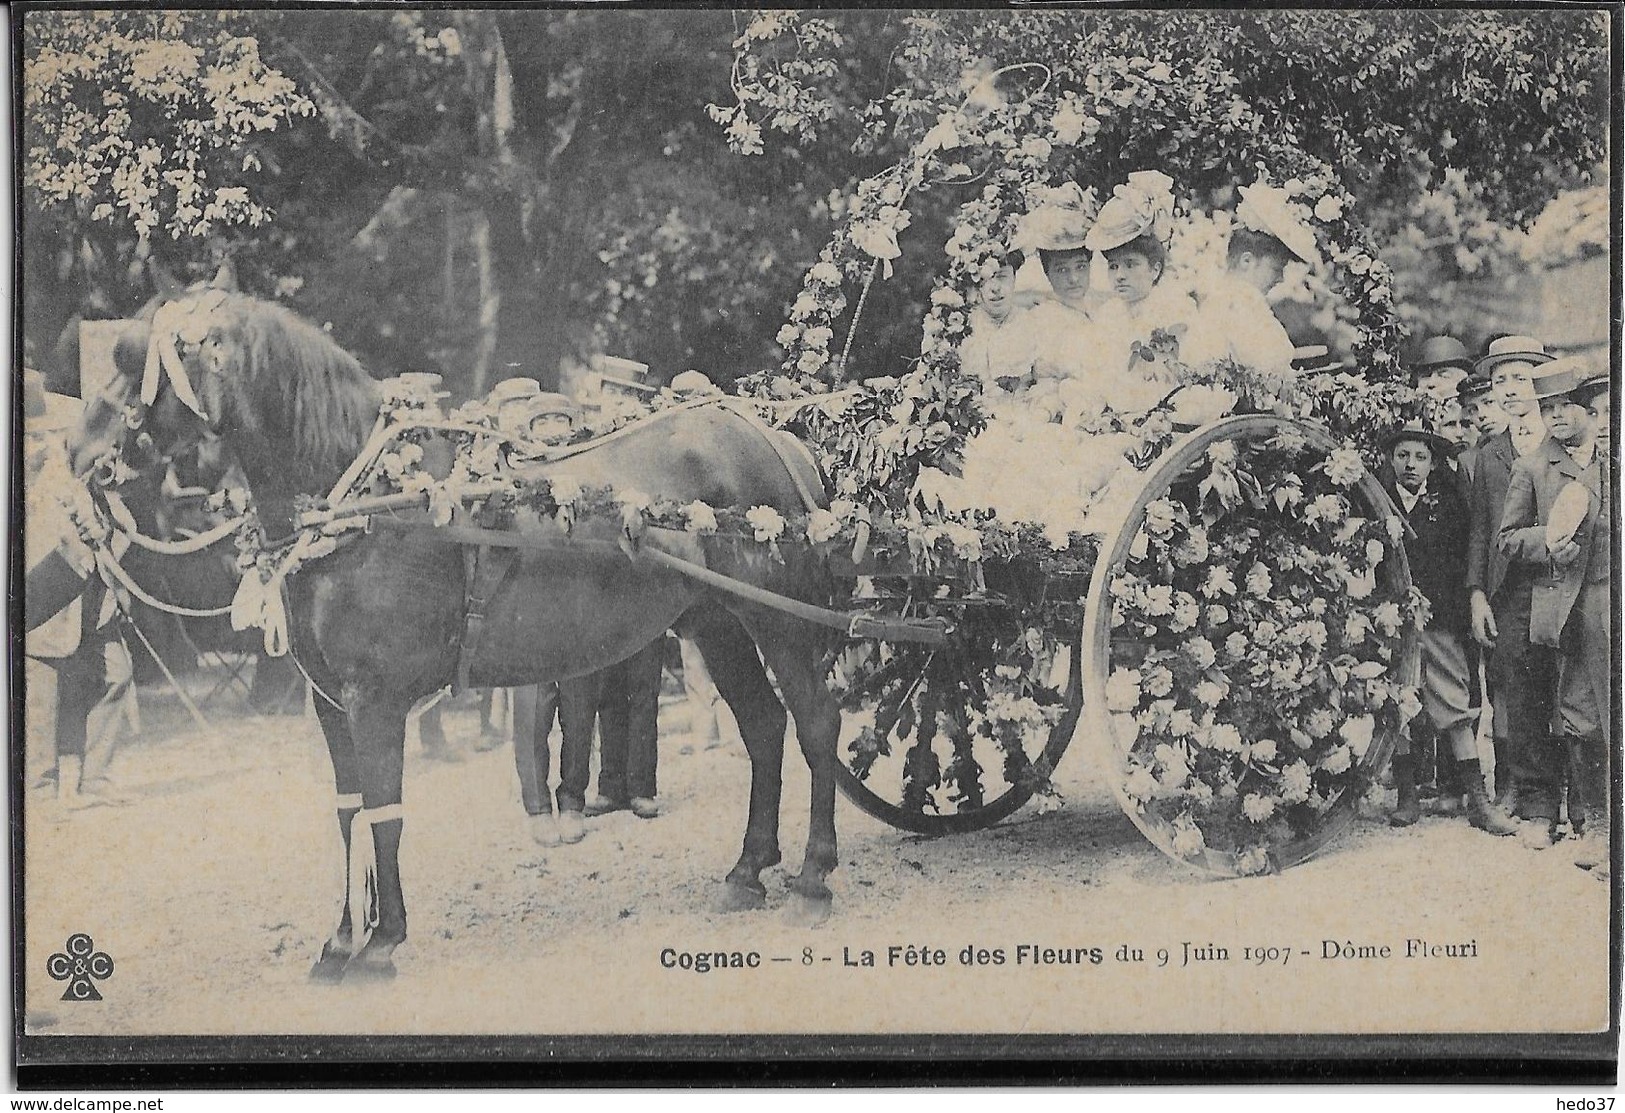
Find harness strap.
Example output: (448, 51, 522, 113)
(718, 401, 825, 515)
(456, 541, 520, 693)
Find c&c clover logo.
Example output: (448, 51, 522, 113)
(47, 933, 114, 1001)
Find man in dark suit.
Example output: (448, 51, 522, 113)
(1381, 427, 1516, 834)
(1464, 336, 1555, 821)
(1498, 359, 1611, 857)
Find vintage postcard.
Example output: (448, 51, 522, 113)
(12, 4, 1618, 1083)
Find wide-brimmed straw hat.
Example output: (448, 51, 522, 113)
(1528, 356, 1595, 401)
(489, 377, 543, 405)
(1474, 335, 1552, 377)
(1084, 171, 1175, 253)
(1014, 181, 1098, 252)
(1234, 181, 1320, 268)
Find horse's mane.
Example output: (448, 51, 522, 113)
(211, 294, 380, 483)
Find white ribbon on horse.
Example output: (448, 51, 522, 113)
(142, 294, 229, 420)
(230, 531, 337, 657)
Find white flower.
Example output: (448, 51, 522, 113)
(1141, 584, 1176, 617)
(1254, 620, 1280, 646)
(1250, 737, 1279, 763)
(1325, 446, 1365, 487)
(1124, 764, 1158, 804)
(1194, 679, 1226, 707)
(1386, 516, 1404, 544)
(1207, 604, 1231, 628)
(1143, 498, 1180, 536)
(1339, 714, 1375, 758)
(1170, 595, 1200, 632)
(920, 113, 962, 154)
(1170, 819, 1206, 857)
(1280, 760, 1313, 803)
(1224, 632, 1249, 659)
(809, 261, 843, 286)
(1398, 685, 1424, 724)
(1201, 566, 1236, 599)
(1169, 708, 1198, 737)
(1345, 564, 1377, 600)
(745, 505, 787, 542)
(1373, 601, 1403, 636)
(1206, 722, 1244, 753)
(1245, 562, 1273, 597)
(1020, 136, 1052, 161)
(1320, 744, 1353, 775)
(930, 286, 965, 308)
(1364, 538, 1385, 567)
(1141, 665, 1175, 698)
(1183, 636, 1218, 669)
(1242, 793, 1277, 823)
(1314, 195, 1344, 222)
(1106, 669, 1143, 712)
(1305, 708, 1336, 739)
(1344, 612, 1371, 645)
(1051, 101, 1087, 145)
(682, 501, 718, 534)
(797, 349, 829, 376)
(804, 508, 842, 544)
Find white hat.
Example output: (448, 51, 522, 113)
(488, 377, 542, 405)
(1085, 171, 1175, 253)
(1235, 181, 1320, 268)
(1014, 181, 1099, 252)
(670, 370, 720, 395)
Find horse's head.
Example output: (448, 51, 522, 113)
(67, 259, 242, 484)
(75, 286, 381, 504)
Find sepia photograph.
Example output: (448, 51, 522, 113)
(11, 4, 1619, 1086)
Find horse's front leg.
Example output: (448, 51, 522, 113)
(309, 692, 362, 984)
(338, 686, 412, 982)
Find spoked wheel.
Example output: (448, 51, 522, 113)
(831, 566, 1085, 835)
(1081, 415, 1421, 876)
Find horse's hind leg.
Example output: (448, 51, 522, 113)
(309, 693, 362, 983)
(750, 620, 841, 928)
(688, 612, 787, 912)
(338, 687, 412, 982)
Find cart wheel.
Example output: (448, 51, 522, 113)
(831, 571, 1084, 836)
(1081, 414, 1420, 876)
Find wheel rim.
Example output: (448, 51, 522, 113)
(1081, 415, 1420, 876)
(832, 576, 1084, 835)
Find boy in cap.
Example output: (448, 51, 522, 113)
(1182, 180, 1316, 376)
(1498, 359, 1610, 856)
(1465, 335, 1555, 817)
(1380, 425, 1517, 834)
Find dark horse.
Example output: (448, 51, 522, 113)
(70, 291, 844, 982)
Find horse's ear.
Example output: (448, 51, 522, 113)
(211, 257, 239, 292)
(149, 258, 185, 301)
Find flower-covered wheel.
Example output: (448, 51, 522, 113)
(1081, 414, 1422, 876)
(831, 562, 1086, 835)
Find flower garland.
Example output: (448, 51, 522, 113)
(1103, 429, 1426, 874)
(742, 65, 1408, 525)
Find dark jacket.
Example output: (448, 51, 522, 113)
(1382, 468, 1473, 636)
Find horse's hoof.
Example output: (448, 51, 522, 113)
(713, 881, 766, 914)
(308, 946, 350, 985)
(783, 890, 833, 929)
(342, 957, 398, 984)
